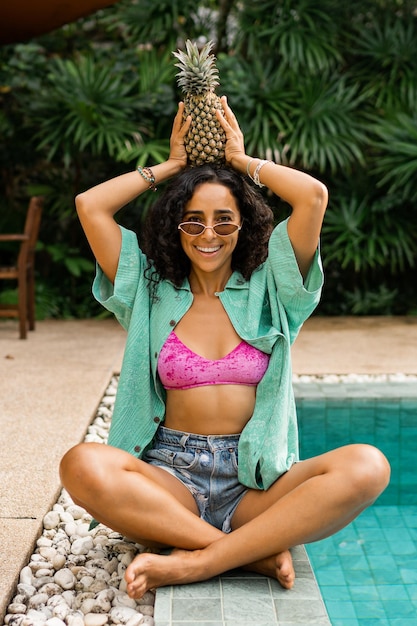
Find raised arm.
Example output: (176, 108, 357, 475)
(217, 97, 328, 279)
(75, 104, 191, 283)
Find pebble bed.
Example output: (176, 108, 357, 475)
(5, 371, 417, 626)
(5, 376, 155, 626)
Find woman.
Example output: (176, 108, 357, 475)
(60, 97, 390, 599)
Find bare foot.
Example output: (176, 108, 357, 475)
(125, 548, 208, 599)
(244, 549, 295, 589)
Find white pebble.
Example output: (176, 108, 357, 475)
(28, 593, 48, 609)
(52, 554, 66, 570)
(137, 591, 155, 606)
(125, 616, 145, 626)
(43, 512, 61, 530)
(16, 583, 36, 598)
(35, 569, 54, 579)
(26, 608, 51, 624)
(54, 568, 76, 590)
(7, 603, 27, 614)
(137, 617, 154, 625)
(64, 522, 78, 538)
(45, 618, 66, 626)
(83, 614, 109, 626)
(52, 603, 70, 621)
(66, 614, 84, 626)
(66, 505, 86, 520)
(79, 575, 95, 589)
(38, 547, 56, 561)
(110, 606, 139, 623)
(76, 523, 90, 537)
(71, 537, 93, 555)
(140, 605, 154, 616)
(61, 590, 75, 608)
(19, 566, 33, 586)
(113, 593, 137, 609)
(39, 583, 61, 597)
(79, 598, 97, 614)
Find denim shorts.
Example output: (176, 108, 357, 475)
(143, 425, 248, 533)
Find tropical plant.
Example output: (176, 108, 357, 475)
(31, 55, 138, 163)
(370, 113, 417, 202)
(1, 0, 417, 318)
(322, 192, 416, 274)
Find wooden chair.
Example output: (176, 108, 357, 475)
(0, 196, 43, 339)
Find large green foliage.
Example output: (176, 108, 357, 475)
(1, 0, 416, 317)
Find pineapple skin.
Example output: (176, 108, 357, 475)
(183, 92, 226, 166)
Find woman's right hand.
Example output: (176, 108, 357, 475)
(168, 102, 191, 169)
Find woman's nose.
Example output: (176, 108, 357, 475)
(201, 225, 216, 239)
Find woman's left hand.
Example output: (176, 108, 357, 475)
(216, 96, 246, 170)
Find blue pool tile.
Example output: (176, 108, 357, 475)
(399, 566, 417, 584)
(362, 540, 389, 556)
(375, 584, 409, 600)
(382, 599, 417, 618)
(406, 583, 417, 599)
(314, 568, 347, 586)
(321, 585, 351, 600)
(348, 585, 379, 601)
(344, 569, 376, 585)
(386, 539, 416, 555)
(324, 600, 357, 619)
(355, 528, 386, 542)
(354, 600, 386, 619)
(339, 555, 369, 571)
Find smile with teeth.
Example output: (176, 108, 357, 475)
(196, 245, 221, 253)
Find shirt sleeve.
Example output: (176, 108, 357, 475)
(92, 225, 146, 330)
(267, 217, 324, 343)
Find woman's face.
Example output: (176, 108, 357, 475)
(179, 182, 241, 275)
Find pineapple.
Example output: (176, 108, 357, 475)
(173, 39, 226, 167)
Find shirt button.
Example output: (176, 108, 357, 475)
(169, 320, 176, 327)
(154, 352, 158, 359)
(153, 416, 160, 424)
(134, 445, 141, 453)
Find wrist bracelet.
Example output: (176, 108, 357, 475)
(252, 159, 273, 187)
(137, 166, 157, 192)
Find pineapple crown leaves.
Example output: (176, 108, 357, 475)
(173, 39, 220, 95)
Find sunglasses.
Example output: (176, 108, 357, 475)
(178, 222, 242, 237)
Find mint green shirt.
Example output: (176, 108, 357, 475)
(93, 217, 323, 490)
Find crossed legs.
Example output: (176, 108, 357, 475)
(59, 442, 390, 599)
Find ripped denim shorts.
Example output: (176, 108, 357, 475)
(143, 425, 248, 533)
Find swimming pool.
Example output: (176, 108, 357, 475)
(295, 380, 417, 625)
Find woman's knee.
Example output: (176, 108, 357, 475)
(348, 443, 391, 500)
(59, 442, 105, 492)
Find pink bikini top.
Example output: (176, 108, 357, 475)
(158, 331, 270, 390)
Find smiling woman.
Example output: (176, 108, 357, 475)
(0, 0, 119, 44)
(59, 97, 390, 601)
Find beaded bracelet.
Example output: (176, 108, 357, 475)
(137, 166, 157, 192)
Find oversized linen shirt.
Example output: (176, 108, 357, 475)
(93, 217, 323, 490)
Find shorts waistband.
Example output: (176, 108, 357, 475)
(156, 425, 240, 451)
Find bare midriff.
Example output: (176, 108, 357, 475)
(164, 384, 257, 435)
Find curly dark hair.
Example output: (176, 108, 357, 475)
(140, 165, 274, 287)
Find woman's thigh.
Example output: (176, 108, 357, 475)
(231, 443, 389, 530)
(60, 441, 200, 516)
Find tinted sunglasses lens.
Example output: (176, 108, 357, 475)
(180, 223, 205, 235)
(214, 224, 239, 235)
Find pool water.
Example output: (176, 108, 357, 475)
(296, 387, 417, 625)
